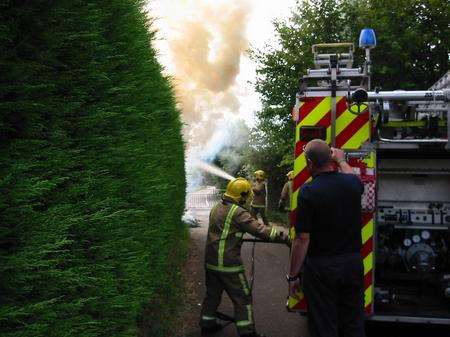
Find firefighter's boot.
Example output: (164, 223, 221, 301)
(201, 322, 224, 335)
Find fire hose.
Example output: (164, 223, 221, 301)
(214, 180, 289, 323)
(215, 238, 288, 324)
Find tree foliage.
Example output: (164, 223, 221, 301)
(0, 1, 186, 336)
(248, 0, 449, 203)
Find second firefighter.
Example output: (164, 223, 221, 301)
(250, 170, 269, 226)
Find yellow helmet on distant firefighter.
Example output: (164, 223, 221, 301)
(224, 177, 253, 205)
(286, 170, 294, 180)
(254, 170, 266, 181)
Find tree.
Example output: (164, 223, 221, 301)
(248, 0, 449, 203)
(249, 0, 357, 205)
(361, 0, 449, 90)
(0, 1, 186, 336)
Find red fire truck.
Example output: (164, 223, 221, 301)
(287, 28, 450, 324)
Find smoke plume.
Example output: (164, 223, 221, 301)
(149, 0, 251, 190)
(170, 2, 249, 145)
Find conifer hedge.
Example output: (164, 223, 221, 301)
(0, 1, 186, 336)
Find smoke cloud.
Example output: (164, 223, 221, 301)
(148, 0, 251, 190)
(169, 1, 249, 146)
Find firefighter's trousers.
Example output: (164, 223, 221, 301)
(250, 206, 269, 226)
(303, 253, 365, 337)
(200, 270, 254, 336)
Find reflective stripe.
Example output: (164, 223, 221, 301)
(269, 227, 278, 240)
(364, 285, 373, 310)
(239, 273, 250, 295)
(342, 121, 370, 149)
(251, 204, 266, 208)
(236, 305, 253, 327)
(206, 263, 245, 273)
(201, 315, 216, 321)
(218, 204, 239, 268)
(361, 218, 374, 245)
(363, 252, 373, 274)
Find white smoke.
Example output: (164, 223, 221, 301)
(186, 119, 249, 191)
(147, 0, 251, 191)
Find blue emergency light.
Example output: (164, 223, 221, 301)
(359, 28, 376, 49)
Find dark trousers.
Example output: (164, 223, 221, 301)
(303, 253, 365, 337)
(200, 270, 255, 335)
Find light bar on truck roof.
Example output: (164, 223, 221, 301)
(359, 28, 377, 49)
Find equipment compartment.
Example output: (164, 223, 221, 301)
(374, 152, 450, 319)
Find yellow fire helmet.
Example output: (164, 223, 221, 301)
(224, 177, 253, 205)
(254, 170, 266, 181)
(286, 170, 294, 180)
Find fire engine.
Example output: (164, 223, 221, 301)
(287, 28, 450, 324)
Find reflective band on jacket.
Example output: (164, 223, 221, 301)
(251, 204, 266, 208)
(218, 204, 239, 268)
(269, 227, 278, 240)
(201, 315, 216, 321)
(236, 305, 253, 327)
(206, 264, 245, 273)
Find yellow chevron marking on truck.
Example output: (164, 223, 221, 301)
(363, 252, 373, 274)
(336, 106, 359, 134)
(294, 153, 307, 176)
(362, 219, 374, 245)
(342, 121, 370, 149)
(291, 189, 299, 213)
(364, 285, 373, 307)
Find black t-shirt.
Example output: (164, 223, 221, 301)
(295, 171, 364, 257)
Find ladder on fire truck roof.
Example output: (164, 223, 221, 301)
(298, 40, 450, 149)
(413, 70, 449, 114)
(430, 70, 450, 90)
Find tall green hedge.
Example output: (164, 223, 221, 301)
(0, 1, 186, 336)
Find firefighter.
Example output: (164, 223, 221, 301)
(200, 177, 289, 337)
(278, 170, 294, 225)
(250, 170, 269, 226)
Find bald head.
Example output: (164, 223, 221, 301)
(305, 139, 332, 168)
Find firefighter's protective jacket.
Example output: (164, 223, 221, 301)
(205, 197, 282, 273)
(251, 181, 266, 208)
(279, 181, 293, 211)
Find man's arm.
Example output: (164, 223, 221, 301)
(278, 182, 288, 210)
(288, 189, 313, 294)
(289, 233, 310, 278)
(331, 147, 355, 175)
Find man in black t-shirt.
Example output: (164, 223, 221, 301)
(288, 139, 365, 337)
